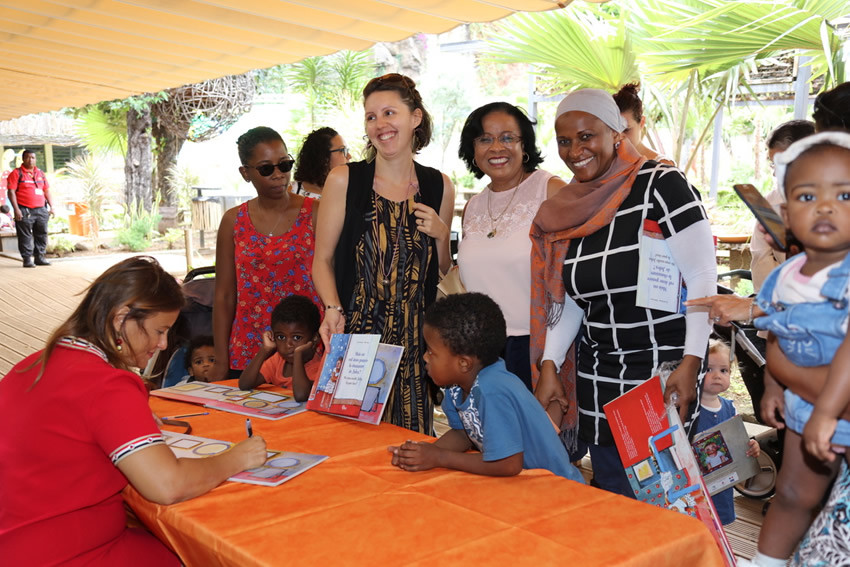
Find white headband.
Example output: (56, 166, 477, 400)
(555, 88, 627, 133)
(774, 131, 850, 194)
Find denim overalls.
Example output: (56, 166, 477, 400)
(755, 252, 850, 367)
(755, 252, 850, 442)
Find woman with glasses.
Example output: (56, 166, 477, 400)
(211, 126, 322, 381)
(455, 102, 565, 391)
(293, 127, 351, 199)
(531, 89, 715, 494)
(313, 74, 455, 434)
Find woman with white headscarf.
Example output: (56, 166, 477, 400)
(529, 89, 716, 496)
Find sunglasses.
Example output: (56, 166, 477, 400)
(244, 158, 295, 177)
(329, 146, 349, 156)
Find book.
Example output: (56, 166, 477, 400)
(692, 414, 759, 496)
(162, 431, 327, 487)
(604, 376, 736, 567)
(306, 334, 403, 425)
(151, 382, 306, 421)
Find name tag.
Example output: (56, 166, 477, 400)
(34, 188, 44, 196)
(636, 220, 682, 313)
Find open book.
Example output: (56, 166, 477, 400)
(151, 382, 306, 420)
(162, 431, 327, 487)
(306, 334, 403, 425)
(604, 376, 736, 566)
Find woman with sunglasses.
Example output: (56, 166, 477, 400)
(292, 127, 351, 199)
(313, 74, 455, 434)
(211, 126, 322, 381)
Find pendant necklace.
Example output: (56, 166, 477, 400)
(256, 201, 284, 237)
(486, 171, 525, 238)
(374, 163, 417, 286)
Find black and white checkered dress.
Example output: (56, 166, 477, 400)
(563, 161, 710, 445)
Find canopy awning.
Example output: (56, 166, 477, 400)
(0, 0, 565, 121)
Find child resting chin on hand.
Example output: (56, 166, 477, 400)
(238, 295, 322, 401)
(388, 292, 584, 483)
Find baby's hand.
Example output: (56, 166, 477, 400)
(745, 438, 760, 458)
(388, 440, 441, 472)
(803, 411, 840, 462)
(261, 330, 276, 351)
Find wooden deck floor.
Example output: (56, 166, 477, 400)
(0, 251, 196, 375)
(0, 250, 765, 560)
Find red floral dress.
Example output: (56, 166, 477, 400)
(229, 199, 321, 370)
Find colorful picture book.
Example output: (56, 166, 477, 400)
(306, 334, 403, 425)
(162, 431, 327, 487)
(692, 415, 759, 496)
(604, 376, 736, 567)
(151, 382, 306, 420)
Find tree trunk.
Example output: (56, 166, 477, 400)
(124, 106, 154, 212)
(152, 116, 186, 207)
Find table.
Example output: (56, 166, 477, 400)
(126, 384, 725, 567)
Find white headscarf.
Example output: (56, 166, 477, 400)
(555, 88, 627, 133)
(774, 131, 850, 194)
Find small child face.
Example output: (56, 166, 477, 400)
(189, 345, 216, 380)
(271, 321, 316, 361)
(705, 443, 718, 456)
(422, 324, 463, 388)
(782, 145, 850, 256)
(703, 351, 731, 397)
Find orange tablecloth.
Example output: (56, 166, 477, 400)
(126, 383, 725, 567)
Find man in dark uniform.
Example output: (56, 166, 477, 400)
(6, 150, 54, 268)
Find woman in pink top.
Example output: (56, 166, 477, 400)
(456, 102, 565, 390)
(212, 127, 322, 381)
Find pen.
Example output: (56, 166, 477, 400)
(161, 412, 209, 420)
(246, 418, 253, 438)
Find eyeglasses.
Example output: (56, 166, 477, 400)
(329, 147, 349, 156)
(474, 134, 522, 147)
(243, 158, 295, 177)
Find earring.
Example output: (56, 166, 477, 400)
(472, 158, 478, 168)
(615, 141, 621, 150)
(523, 153, 530, 163)
(116, 337, 123, 351)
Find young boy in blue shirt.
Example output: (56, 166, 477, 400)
(388, 292, 584, 483)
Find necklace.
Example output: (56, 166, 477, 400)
(374, 163, 417, 286)
(254, 201, 284, 237)
(486, 171, 526, 238)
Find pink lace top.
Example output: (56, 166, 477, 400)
(457, 169, 553, 336)
(229, 199, 321, 370)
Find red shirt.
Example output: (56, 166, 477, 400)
(7, 166, 49, 208)
(0, 338, 176, 565)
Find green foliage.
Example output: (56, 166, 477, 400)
(117, 201, 161, 252)
(159, 228, 185, 250)
(74, 106, 128, 156)
(165, 162, 201, 215)
(47, 215, 69, 234)
(48, 235, 75, 255)
(451, 170, 477, 190)
(62, 153, 113, 234)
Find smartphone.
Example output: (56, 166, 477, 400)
(732, 184, 786, 252)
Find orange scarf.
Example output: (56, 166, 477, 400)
(529, 141, 646, 448)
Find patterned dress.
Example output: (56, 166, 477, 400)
(229, 199, 321, 370)
(346, 193, 432, 434)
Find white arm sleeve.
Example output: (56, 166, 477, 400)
(667, 219, 716, 359)
(541, 294, 584, 371)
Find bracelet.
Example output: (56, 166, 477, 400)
(745, 298, 755, 325)
(326, 305, 345, 315)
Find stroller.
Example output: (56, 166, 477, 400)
(713, 269, 783, 501)
(143, 266, 216, 388)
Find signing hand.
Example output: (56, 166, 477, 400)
(231, 436, 268, 470)
(387, 440, 442, 472)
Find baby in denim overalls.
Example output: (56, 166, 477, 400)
(739, 132, 850, 567)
